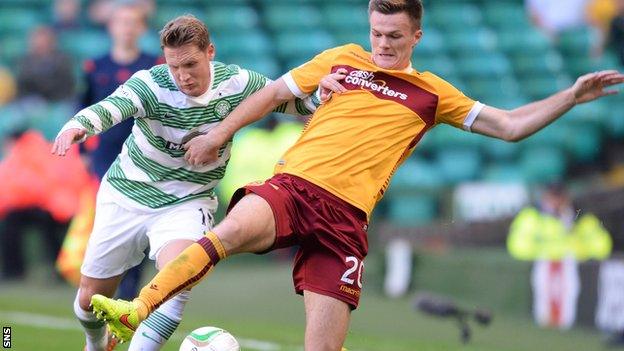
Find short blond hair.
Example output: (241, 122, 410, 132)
(368, 0, 423, 29)
(159, 15, 211, 50)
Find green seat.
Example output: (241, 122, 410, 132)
(519, 146, 567, 183)
(31, 101, 74, 141)
(434, 147, 483, 184)
(333, 30, 369, 48)
(153, 6, 205, 29)
(602, 98, 624, 137)
(205, 5, 259, 33)
(0, 8, 41, 34)
(428, 125, 483, 151)
(456, 52, 511, 79)
(223, 55, 280, 79)
(566, 52, 622, 78)
(58, 30, 110, 62)
(387, 194, 438, 227)
(321, 4, 369, 30)
(562, 121, 603, 162)
(481, 95, 529, 110)
(557, 27, 594, 55)
(213, 31, 272, 58)
(482, 163, 527, 183)
(413, 53, 457, 78)
(388, 157, 445, 194)
(511, 50, 563, 76)
(0, 104, 28, 135)
(193, 0, 249, 4)
(465, 75, 520, 102)
(444, 27, 498, 55)
(517, 123, 568, 150)
(0, 35, 28, 66)
(275, 31, 335, 62)
(481, 137, 520, 161)
(483, 2, 531, 29)
(497, 27, 551, 55)
(428, 4, 483, 30)
(519, 74, 572, 100)
(562, 100, 607, 125)
(255, 0, 323, 4)
(414, 27, 446, 55)
(263, 5, 322, 32)
(138, 31, 162, 56)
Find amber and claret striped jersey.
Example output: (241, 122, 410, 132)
(280, 43, 484, 218)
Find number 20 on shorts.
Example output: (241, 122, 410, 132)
(340, 256, 363, 288)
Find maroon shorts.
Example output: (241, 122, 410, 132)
(227, 173, 369, 309)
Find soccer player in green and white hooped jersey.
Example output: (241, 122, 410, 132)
(52, 15, 328, 351)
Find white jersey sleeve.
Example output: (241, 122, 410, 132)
(58, 70, 154, 138)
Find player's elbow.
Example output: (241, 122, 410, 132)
(503, 129, 523, 143)
(495, 114, 523, 142)
(270, 78, 296, 104)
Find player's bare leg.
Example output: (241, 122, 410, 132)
(304, 291, 351, 351)
(215, 193, 276, 255)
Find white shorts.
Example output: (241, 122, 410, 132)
(81, 183, 217, 279)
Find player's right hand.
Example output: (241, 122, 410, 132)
(183, 131, 221, 167)
(319, 68, 348, 102)
(51, 128, 86, 156)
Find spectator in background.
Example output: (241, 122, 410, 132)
(508, 183, 612, 329)
(526, 0, 590, 39)
(606, 0, 624, 65)
(88, 0, 155, 28)
(0, 130, 91, 280)
(83, 0, 162, 179)
(0, 65, 16, 106)
(52, 0, 82, 32)
(587, 0, 617, 58)
(16, 26, 75, 102)
(80, 0, 162, 300)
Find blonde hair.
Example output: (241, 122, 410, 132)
(368, 0, 423, 29)
(159, 15, 211, 50)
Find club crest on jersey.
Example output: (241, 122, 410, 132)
(215, 100, 231, 119)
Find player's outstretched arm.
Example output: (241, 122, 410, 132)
(471, 70, 624, 142)
(51, 128, 87, 156)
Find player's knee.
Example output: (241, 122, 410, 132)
(214, 217, 243, 251)
(73, 289, 93, 313)
(77, 288, 94, 311)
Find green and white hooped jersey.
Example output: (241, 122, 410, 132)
(60, 62, 318, 211)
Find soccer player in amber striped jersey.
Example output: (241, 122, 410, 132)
(52, 15, 320, 351)
(91, 1, 624, 350)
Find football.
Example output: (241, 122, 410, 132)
(179, 326, 240, 351)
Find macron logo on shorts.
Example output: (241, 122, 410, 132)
(339, 285, 360, 297)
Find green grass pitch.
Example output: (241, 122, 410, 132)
(0, 257, 617, 351)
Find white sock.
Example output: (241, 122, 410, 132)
(128, 290, 190, 351)
(73, 291, 107, 351)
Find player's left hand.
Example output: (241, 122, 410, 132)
(573, 70, 624, 104)
(183, 132, 221, 167)
(319, 68, 348, 102)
